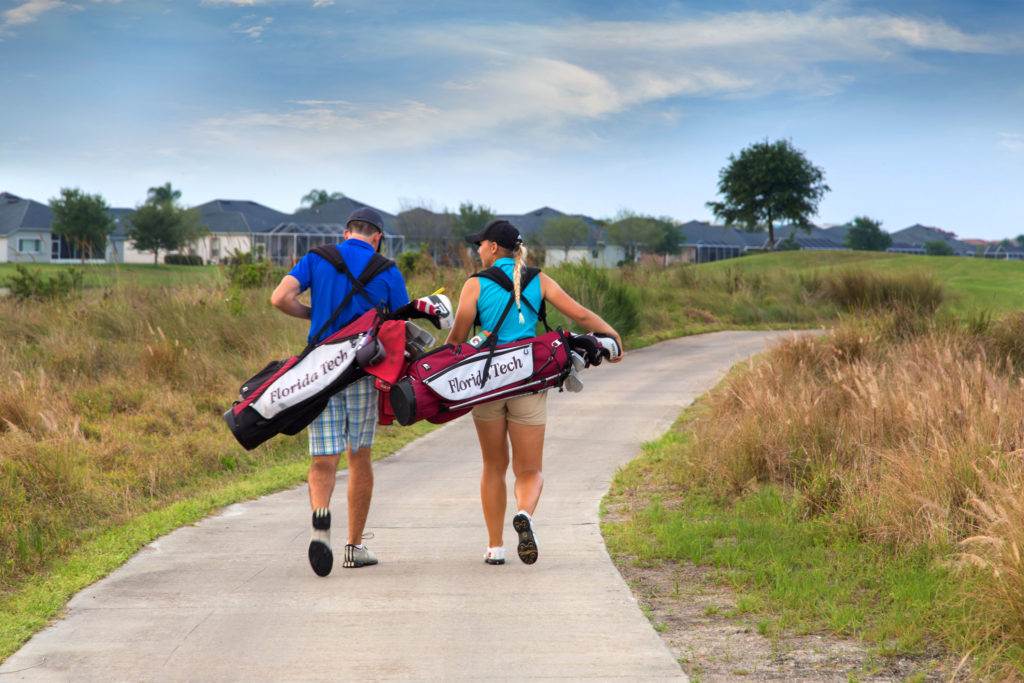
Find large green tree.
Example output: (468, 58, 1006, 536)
(126, 186, 207, 265)
(453, 202, 496, 242)
(649, 217, 684, 265)
(540, 215, 591, 261)
(299, 189, 345, 210)
(706, 138, 830, 250)
(605, 210, 662, 263)
(843, 216, 892, 251)
(49, 188, 116, 262)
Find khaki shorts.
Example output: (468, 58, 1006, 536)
(471, 390, 548, 426)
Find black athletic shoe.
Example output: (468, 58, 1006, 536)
(308, 539, 333, 577)
(512, 512, 538, 565)
(309, 509, 333, 577)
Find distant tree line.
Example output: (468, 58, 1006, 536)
(46, 138, 984, 268)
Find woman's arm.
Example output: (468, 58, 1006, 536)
(445, 277, 481, 345)
(540, 273, 623, 361)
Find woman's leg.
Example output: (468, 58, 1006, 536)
(507, 421, 545, 515)
(473, 417, 510, 548)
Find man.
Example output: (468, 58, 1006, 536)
(271, 207, 410, 577)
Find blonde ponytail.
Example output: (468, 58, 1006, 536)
(512, 243, 528, 324)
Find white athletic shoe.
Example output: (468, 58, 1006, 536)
(484, 546, 505, 565)
(343, 544, 378, 568)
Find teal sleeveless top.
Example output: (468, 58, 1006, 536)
(476, 258, 543, 344)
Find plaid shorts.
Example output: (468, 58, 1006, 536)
(308, 375, 379, 455)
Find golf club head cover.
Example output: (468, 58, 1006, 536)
(593, 333, 621, 360)
(393, 294, 454, 330)
(567, 334, 603, 367)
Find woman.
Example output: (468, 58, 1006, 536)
(446, 219, 624, 566)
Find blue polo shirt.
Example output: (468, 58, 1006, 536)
(288, 238, 409, 343)
(476, 258, 543, 344)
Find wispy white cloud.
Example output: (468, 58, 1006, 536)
(313, 0, 334, 7)
(233, 15, 273, 39)
(999, 133, 1024, 152)
(2, 0, 78, 34)
(196, 7, 1022, 159)
(201, 0, 264, 6)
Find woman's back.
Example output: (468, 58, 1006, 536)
(475, 257, 543, 344)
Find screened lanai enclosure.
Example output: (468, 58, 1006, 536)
(253, 223, 407, 266)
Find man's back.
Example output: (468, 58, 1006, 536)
(289, 239, 409, 343)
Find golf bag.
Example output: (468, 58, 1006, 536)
(388, 329, 573, 426)
(385, 328, 619, 427)
(224, 244, 451, 450)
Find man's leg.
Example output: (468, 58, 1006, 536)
(346, 445, 373, 546)
(306, 453, 341, 577)
(341, 376, 380, 568)
(309, 453, 342, 510)
(306, 394, 345, 577)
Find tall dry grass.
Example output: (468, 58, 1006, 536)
(0, 282, 309, 591)
(677, 311, 1024, 676)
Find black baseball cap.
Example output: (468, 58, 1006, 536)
(346, 207, 385, 233)
(465, 219, 522, 250)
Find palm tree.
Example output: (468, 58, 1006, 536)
(147, 182, 182, 204)
(300, 189, 345, 210)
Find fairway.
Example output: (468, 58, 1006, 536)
(701, 250, 1024, 316)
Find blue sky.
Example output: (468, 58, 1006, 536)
(2, 0, 1022, 240)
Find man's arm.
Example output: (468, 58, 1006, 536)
(270, 274, 311, 320)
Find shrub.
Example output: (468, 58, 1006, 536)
(547, 262, 641, 337)
(395, 246, 438, 276)
(164, 254, 204, 266)
(813, 268, 943, 314)
(4, 265, 84, 301)
(224, 249, 282, 289)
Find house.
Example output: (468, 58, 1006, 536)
(0, 192, 53, 263)
(886, 224, 976, 256)
(0, 192, 407, 266)
(674, 221, 748, 264)
(741, 224, 849, 252)
(0, 192, 129, 263)
(982, 242, 1024, 260)
(284, 196, 405, 262)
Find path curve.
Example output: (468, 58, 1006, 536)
(1, 330, 804, 682)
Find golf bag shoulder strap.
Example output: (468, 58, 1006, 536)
(306, 246, 395, 346)
(311, 245, 395, 295)
(472, 265, 548, 330)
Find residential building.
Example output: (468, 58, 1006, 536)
(886, 224, 975, 256)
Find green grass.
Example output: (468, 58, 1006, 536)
(603, 422, 957, 668)
(0, 262, 228, 288)
(713, 250, 1024, 317)
(0, 419, 436, 661)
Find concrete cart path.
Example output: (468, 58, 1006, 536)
(1, 330, 803, 682)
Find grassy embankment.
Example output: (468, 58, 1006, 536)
(1, 251, 1018, 666)
(603, 252, 1024, 680)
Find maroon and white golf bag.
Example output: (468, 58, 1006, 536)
(387, 329, 574, 426)
(223, 245, 453, 450)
